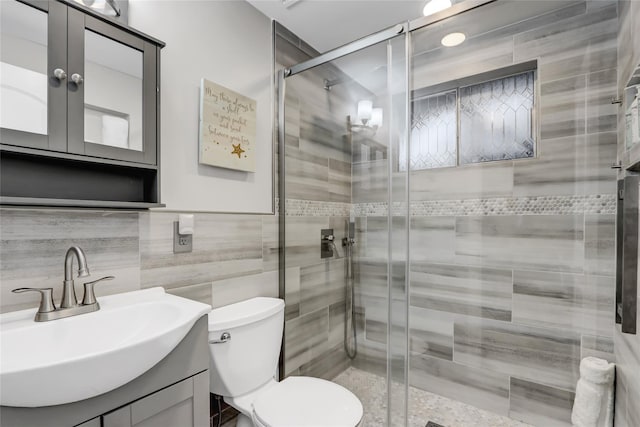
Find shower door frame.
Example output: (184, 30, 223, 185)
(276, 1, 497, 425)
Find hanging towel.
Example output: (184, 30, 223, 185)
(571, 357, 615, 427)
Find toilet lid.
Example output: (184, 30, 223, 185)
(252, 376, 363, 427)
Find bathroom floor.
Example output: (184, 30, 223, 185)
(218, 367, 533, 427)
(332, 367, 533, 427)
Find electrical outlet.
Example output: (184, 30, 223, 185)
(173, 221, 193, 253)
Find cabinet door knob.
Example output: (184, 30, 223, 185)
(53, 68, 67, 81)
(71, 73, 84, 85)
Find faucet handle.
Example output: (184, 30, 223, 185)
(12, 288, 56, 313)
(82, 276, 114, 305)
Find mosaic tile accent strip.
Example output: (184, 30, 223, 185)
(352, 194, 616, 217)
(282, 198, 352, 217)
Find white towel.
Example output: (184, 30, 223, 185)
(101, 115, 129, 149)
(571, 357, 615, 427)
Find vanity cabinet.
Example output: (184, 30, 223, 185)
(102, 372, 208, 427)
(0, 0, 164, 208)
(0, 317, 210, 427)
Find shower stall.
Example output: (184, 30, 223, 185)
(277, 0, 619, 425)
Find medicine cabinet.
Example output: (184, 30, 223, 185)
(0, 0, 165, 208)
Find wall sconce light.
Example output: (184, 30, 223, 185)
(349, 100, 383, 135)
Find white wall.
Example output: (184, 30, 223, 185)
(129, 0, 273, 213)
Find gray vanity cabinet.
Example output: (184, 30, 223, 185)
(1, 317, 210, 427)
(102, 372, 209, 427)
(0, 0, 164, 208)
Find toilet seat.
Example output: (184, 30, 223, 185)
(252, 376, 363, 427)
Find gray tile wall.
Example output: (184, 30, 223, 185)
(0, 209, 279, 313)
(351, 2, 619, 426)
(614, 1, 640, 426)
(276, 22, 361, 380)
(0, 209, 140, 313)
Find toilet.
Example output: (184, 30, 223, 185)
(208, 297, 363, 427)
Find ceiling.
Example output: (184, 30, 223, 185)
(247, 0, 429, 53)
(248, 0, 577, 95)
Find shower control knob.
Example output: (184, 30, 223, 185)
(53, 68, 67, 81)
(71, 73, 84, 85)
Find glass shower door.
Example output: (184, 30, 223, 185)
(279, 28, 409, 426)
(406, 2, 618, 426)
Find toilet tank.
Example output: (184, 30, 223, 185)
(208, 297, 284, 397)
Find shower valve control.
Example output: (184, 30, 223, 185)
(321, 229, 336, 259)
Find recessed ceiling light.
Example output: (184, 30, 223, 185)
(441, 32, 466, 47)
(423, 0, 452, 17)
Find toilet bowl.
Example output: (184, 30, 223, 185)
(207, 297, 363, 427)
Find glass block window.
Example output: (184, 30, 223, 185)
(402, 69, 536, 171)
(401, 90, 457, 171)
(459, 71, 535, 164)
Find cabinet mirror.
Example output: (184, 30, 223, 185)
(0, 0, 49, 137)
(84, 29, 143, 152)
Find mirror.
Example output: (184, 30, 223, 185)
(84, 29, 143, 151)
(0, 1, 48, 135)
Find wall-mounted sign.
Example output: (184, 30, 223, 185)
(199, 78, 256, 172)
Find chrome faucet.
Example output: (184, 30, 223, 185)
(62, 246, 91, 308)
(12, 246, 114, 322)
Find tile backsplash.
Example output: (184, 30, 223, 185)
(0, 208, 279, 314)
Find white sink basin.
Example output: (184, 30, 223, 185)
(0, 287, 211, 407)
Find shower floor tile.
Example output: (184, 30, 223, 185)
(333, 367, 533, 427)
